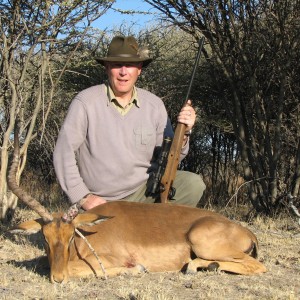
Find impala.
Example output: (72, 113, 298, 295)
(8, 128, 266, 283)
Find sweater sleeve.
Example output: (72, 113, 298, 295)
(53, 98, 90, 204)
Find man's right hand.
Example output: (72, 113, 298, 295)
(81, 194, 107, 210)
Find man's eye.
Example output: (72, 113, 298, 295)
(111, 64, 122, 69)
(111, 63, 138, 69)
(125, 63, 138, 68)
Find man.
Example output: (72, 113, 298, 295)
(53, 35, 205, 210)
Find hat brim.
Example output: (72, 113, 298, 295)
(96, 57, 152, 68)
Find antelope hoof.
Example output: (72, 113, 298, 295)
(136, 264, 147, 273)
(207, 262, 220, 272)
(185, 264, 197, 275)
(185, 268, 197, 275)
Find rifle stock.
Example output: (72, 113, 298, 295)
(159, 38, 204, 203)
(160, 123, 187, 203)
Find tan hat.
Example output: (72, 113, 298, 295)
(96, 36, 152, 67)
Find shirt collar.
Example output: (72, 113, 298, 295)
(106, 82, 140, 107)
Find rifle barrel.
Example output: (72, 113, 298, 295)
(184, 37, 205, 104)
(160, 37, 205, 203)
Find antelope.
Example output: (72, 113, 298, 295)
(8, 128, 266, 284)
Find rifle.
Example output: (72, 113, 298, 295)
(150, 37, 205, 203)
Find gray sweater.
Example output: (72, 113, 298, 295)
(53, 84, 189, 204)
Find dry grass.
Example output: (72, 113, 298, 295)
(0, 206, 299, 300)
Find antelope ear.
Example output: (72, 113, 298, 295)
(10, 218, 44, 235)
(73, 213, 113, 227)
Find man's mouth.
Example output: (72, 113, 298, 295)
(118, 79, 128, 85)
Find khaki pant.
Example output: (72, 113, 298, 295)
(123, 171, 206, 207)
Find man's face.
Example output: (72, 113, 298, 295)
(105, 62, 142, 97)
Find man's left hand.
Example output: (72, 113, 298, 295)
(177, 100, 196, 132)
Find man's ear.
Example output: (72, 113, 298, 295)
(138, 63, 142, 75)
(104, 62, 110, 71)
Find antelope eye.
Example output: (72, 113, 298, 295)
(43, 236, 49, 248)
(41, 229, 49, 244)
(68, 235, 75, 248)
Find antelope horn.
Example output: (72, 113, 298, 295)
(7, 122, 53, 222)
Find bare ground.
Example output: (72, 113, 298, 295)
(0, 208, 299, 300)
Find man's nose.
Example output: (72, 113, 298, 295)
(119, 66, 127, 75)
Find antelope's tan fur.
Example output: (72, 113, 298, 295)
(12, 201, 266, 283)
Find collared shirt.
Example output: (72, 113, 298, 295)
(106, 82, 140, 116)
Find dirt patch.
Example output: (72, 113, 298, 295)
(0, 209, 299, 300)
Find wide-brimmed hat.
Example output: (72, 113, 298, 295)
(96, 36, 152, 67)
